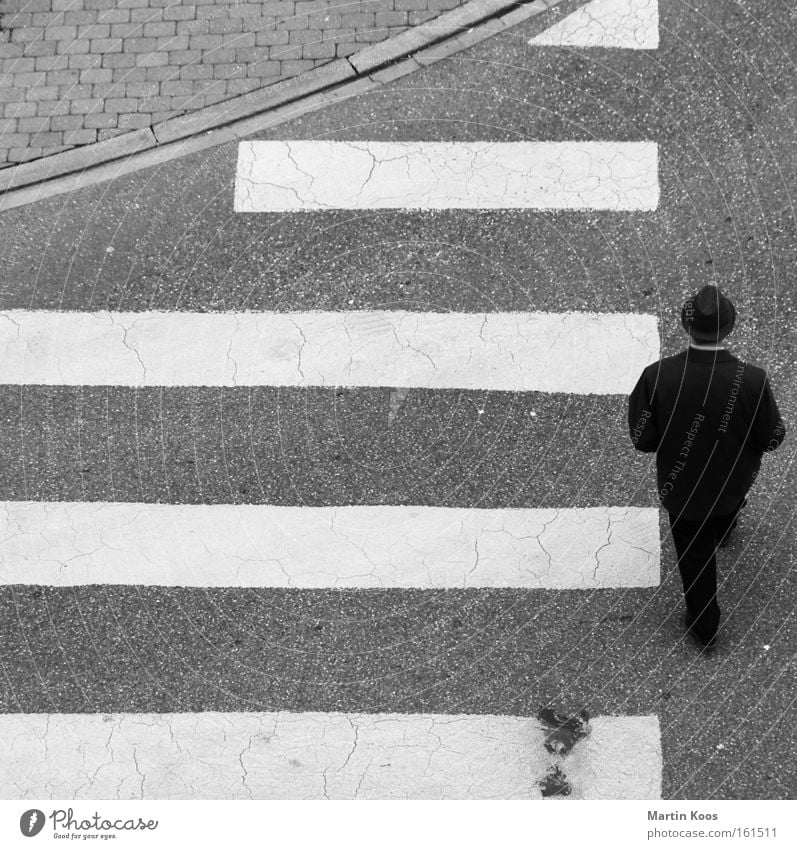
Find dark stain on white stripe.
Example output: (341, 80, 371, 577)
(537, 708, 592, 798)
(538, 707, 591, 755)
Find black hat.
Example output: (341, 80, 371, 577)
(681, 285, 736, 342)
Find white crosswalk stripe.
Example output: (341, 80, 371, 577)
(529, 0, 660, 49)
(0, 712, 662, 800)
(234, 141, 659, 211)
(0, 309, 659, 393)
(0, 503, 660, 589)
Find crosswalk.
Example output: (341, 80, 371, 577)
(0, 0, 665, 800)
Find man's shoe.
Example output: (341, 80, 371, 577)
(716, 498, 748, 547)
(684, 613, 717, 653)
(688, 629, 717, 653)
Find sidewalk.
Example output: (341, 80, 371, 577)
(0, 0, 466, 167)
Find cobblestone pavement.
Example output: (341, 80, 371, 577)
(0, 0, 465, 167)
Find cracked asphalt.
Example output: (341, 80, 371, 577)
(0, 0, 795, 800)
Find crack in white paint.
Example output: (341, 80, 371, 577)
(0, 312, 21, 358)
(109, 313, 147, 383)
(238, 735, 255, 800)
(287, 316, 310, 383)
(593, 512, 615, 584)
(534, 511, 560, 578)
(132, 746, 145, 799)
(225, 316, 241, 386)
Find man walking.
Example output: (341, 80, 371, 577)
(628, 285, 786, 651)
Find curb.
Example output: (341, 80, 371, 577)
(0, 0, 564, 211)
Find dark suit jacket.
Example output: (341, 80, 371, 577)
(628, 347, 785, 519)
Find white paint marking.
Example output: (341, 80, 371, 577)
(234, 141, 659, 211)
(530, 0, 659, 49)
(0, 712, 662, 800)
(0, 503, 660, 588)
(0, 310, 659, 393)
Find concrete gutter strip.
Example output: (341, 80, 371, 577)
(0, 0, 565, 208)
(414, 29, 490, 65)
(0, 128, 157, 195)
(368, 57, 424, 84)
(343, 0, 523, 75)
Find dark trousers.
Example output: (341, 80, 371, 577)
(668, 500, 744, 643)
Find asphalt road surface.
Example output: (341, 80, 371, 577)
(0, 0, 794, 800)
